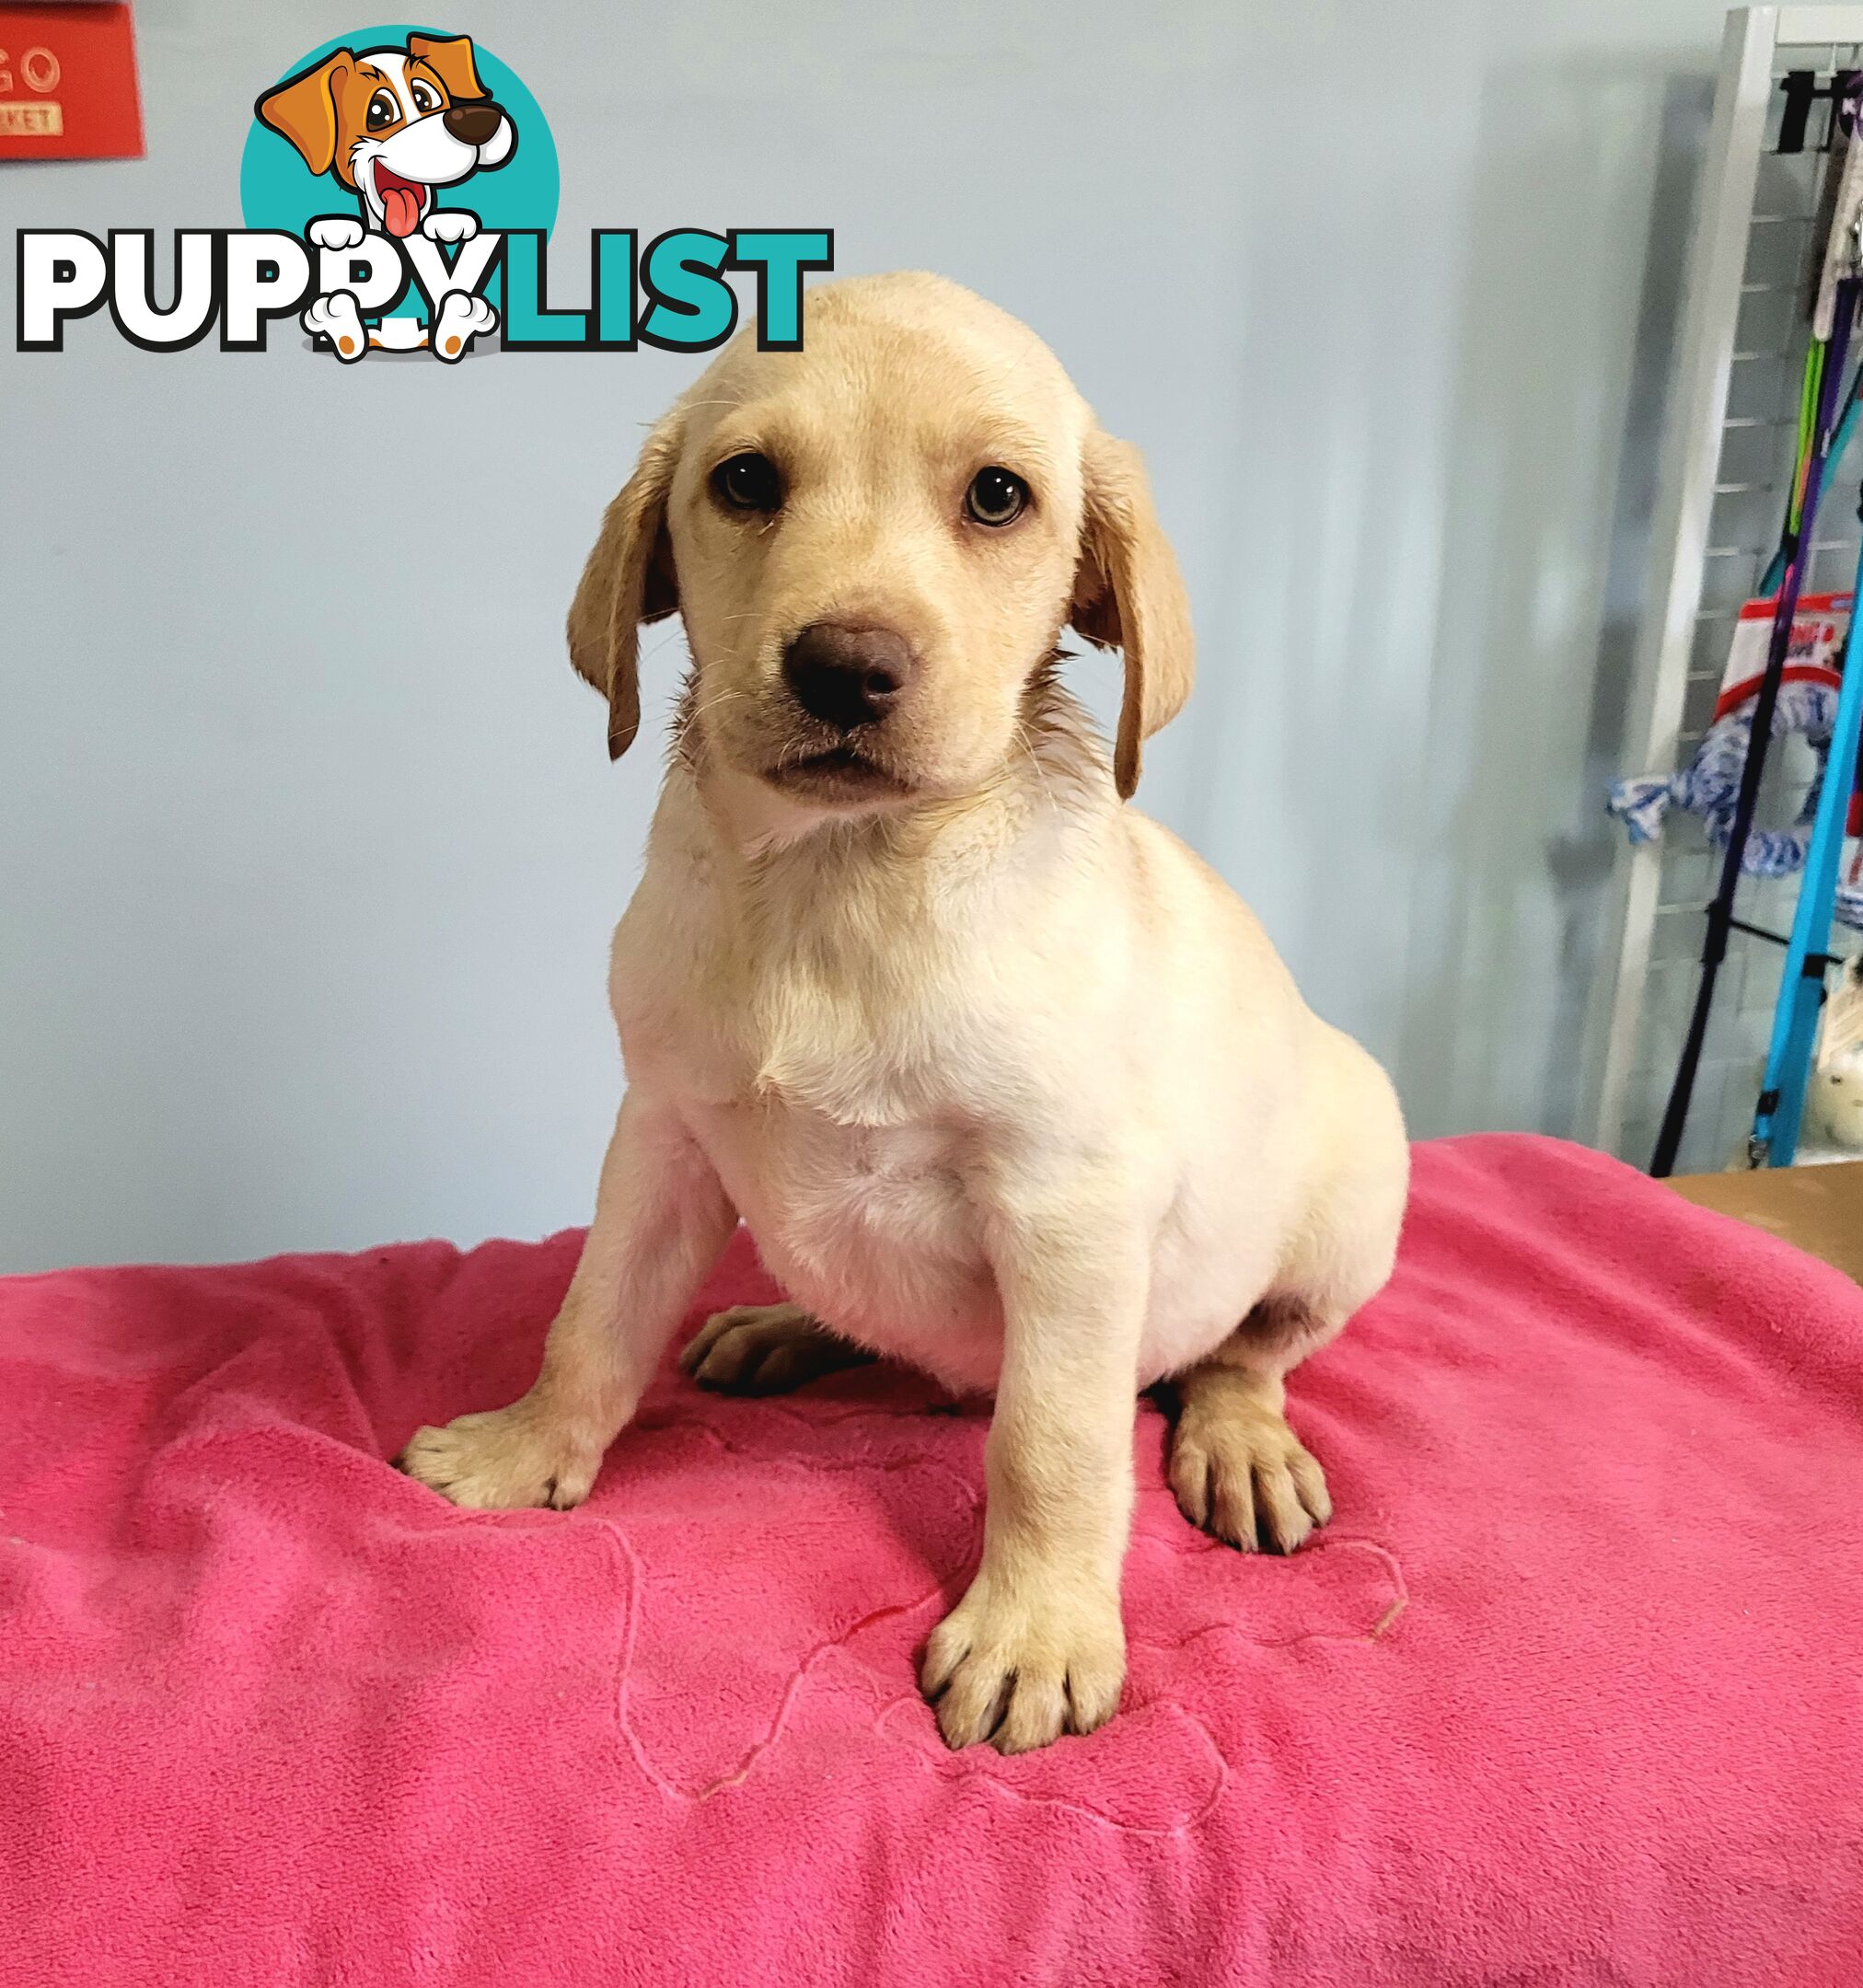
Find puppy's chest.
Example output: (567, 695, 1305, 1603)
(750, 1106, 974, 1240)
(695, 1090, 995, 1367)
(688, 1000, 982, 1247)
(654, 973, 995, 1334)
(633, 914, 986, 1123)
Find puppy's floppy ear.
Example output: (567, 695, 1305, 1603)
(568, 414, 684, 762)
(407, 32, 489, 101)
(255, 51, 353, 178)
(1070, 429, 1195, 800)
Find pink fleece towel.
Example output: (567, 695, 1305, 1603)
(3, 1134, 1861, 1986)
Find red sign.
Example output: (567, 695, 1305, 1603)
(0, 5, 143, 161)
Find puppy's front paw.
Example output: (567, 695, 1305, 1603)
(307, 214, 365, 251)
(920, 1576, 1125, 1753)
(396, 1401, 601, 1510)
(1170, 1388, 1332, 1555)
(421, 208, 480, 243)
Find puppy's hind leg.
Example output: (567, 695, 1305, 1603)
(302, 291, 367, 363)
(1166, 1300, 1340, 1555)
(1173, 1038, 1407, 1552)
(679, 1302, 874, 1395)
(431, 292, 499, 363)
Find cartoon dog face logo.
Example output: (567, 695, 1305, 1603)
(255, 32, 513, 362)
(256, 33, 515, 240)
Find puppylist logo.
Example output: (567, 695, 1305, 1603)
(15, 25, 831, 360)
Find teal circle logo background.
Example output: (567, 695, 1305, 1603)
(239, 25, 559, 237)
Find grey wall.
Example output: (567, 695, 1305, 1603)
(1, 1, 1729, 1272)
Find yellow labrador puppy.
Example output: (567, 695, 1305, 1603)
(399, 272, 1408, 1754)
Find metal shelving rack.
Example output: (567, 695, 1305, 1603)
(1591, 6, 1863, 1172)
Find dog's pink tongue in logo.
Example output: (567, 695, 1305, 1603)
(376, 163, 424, 238)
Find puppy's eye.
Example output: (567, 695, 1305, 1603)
(410, 81, 439, 114)
(712, 452, 783, 514)
(365, 89, 399, 132)
(965, 466, 1028, 526)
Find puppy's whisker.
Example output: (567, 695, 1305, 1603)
(683, 688, 748, 727)
(1014, 722, 1058, 821)
(637, 626, 693, 669)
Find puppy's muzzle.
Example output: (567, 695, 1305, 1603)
(783, 623, 916, 733)
(443, 101, 505, 145)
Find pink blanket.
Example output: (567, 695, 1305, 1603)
(3, 1134, 1861, 1986)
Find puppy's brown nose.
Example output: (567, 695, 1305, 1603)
(443, 101, 503, 145)
(783, 623, 914, 732)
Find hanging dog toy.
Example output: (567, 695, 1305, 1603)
(1608, 590, 1863, 928)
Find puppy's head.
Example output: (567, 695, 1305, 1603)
(569, 272, 1193, 809)
(255, 34, 515, 238)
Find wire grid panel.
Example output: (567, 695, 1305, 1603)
(1613, 19, 1863, 1173)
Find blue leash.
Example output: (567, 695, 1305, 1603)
(1750, 507, 1863, 1164)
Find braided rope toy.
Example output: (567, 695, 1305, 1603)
(1610, 595, 1863, 928)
